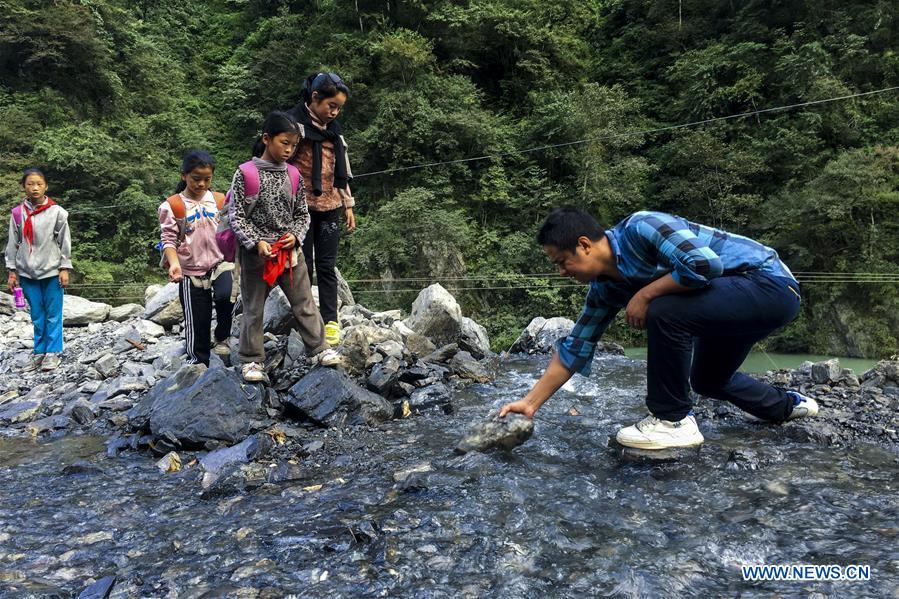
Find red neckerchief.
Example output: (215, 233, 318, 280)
(23, 197, 57, 250)
(261, 238, 294, 287)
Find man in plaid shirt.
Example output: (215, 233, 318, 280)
(500, 207, 819, 449)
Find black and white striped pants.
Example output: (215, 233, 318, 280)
(178, 270, 234, 366)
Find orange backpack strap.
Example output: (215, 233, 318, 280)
(212, 191, 226, 211)
(166, 194, 186, 219)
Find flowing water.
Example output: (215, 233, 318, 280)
(1, 354, 897, 598)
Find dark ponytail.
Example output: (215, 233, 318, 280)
(174, 150, 216, 194)
(300, 72, 350, 104)
(252, 111, 302, 158)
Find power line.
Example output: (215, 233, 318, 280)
(44, 85, 899, 212)
(352, 86, 899, 178)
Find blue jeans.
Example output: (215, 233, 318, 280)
(644, 271, 801, 422)
(20, 275, 65, 354)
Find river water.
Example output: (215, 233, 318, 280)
(1, 354, 897, 598)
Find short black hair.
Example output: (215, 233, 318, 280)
(21, 168, 46, 185)
(536, 206, 605, 252)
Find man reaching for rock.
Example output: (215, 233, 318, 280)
(499, 207, 818, 449)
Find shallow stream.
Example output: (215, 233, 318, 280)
(1, 354, 897, 597)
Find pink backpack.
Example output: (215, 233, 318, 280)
(216, 161, 301, 262)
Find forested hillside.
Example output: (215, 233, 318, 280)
(1, 0, 897, 356)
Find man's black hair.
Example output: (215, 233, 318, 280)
(536, 206, 605, 252)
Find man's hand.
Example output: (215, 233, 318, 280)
(625, 290, 650, 329)
(345, 207, 356, 234)
(7, 272, 18, 293)
(499, 399, 538, 419)
(257, 240, 274, 258)
(279, 233, 297, 250)
(58, 269, 69, 289)
(168, 262, 183, 283)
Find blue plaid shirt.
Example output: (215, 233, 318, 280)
(556, 211, 796, 375)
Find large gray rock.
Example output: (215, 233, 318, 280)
(263, 286, 295, 335)
(404, 284, 463, 346)
(811, 359, 842, 385)
(510, 316, 574, 354)
(459, 316, 491, 359)
(456, 412, 534, 454)
(63, 295, 111, 326)
(450, 350, 492, 383)
(0, 291, 15, 316)
(335, 266, 355, 307)
(143, 283, 182, 326)
(285, 367, 393, 427)
(108, 303, 143, 322)
(128, 364, 206, 430)
(146, 366, 263, 446)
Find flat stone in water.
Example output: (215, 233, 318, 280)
(607, 436, 702, 463)
(455, 412, 534, 454)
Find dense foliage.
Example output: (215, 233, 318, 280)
(2, 0, 897, 356)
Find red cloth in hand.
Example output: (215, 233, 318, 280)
(261, 238, 294, 286)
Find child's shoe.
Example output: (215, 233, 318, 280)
(310, 348, 342, 367)
(40, 353, 60, 372)
(212, 339, 231, 356)
(786, 391, 819, 420)
(241, 362, 266, 383)
(324, 321, 341, 347)
(22, 354, 44, 373)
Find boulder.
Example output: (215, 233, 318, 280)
(263, 286, 295, 335)
(134, 365, 263, 446)
(510, 316, 574, 354)
(367, 357, 400, 396)
(108, 303, 143, 322)
(811, 359, 842, 385)
(335, 266, 355, 307)
(63, 295, 111, 326)
(143, 283, 182, 326)
(459, 316, 491, 359)
(404, 284, 463, 346)
(285, 367, 393, 427)
(450, 350, 492, 383)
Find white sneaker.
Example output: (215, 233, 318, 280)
(786, 391, 819, 420)
(22, 354, 44, 373)
(311, 348, 342, 367)
(616, 413, 705, 449)
(241, 362, 266, 382)
(212, 340, 231, 356)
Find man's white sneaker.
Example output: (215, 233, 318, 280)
(615, 413, 705, 449)
(786, 391, 819, 420)
(241, 362, 266, 383)
(310, 348, 342, 367)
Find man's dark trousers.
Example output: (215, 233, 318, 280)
(644, 270, 801, 422)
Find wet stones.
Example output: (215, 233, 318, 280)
(455, 412, 535, 454)
(608, 437, 702, 464)
(285, 368, 393, 427)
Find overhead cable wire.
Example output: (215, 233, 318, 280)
(49, 85, 899, 213)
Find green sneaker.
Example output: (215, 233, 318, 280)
(324, 321, 341, 347)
